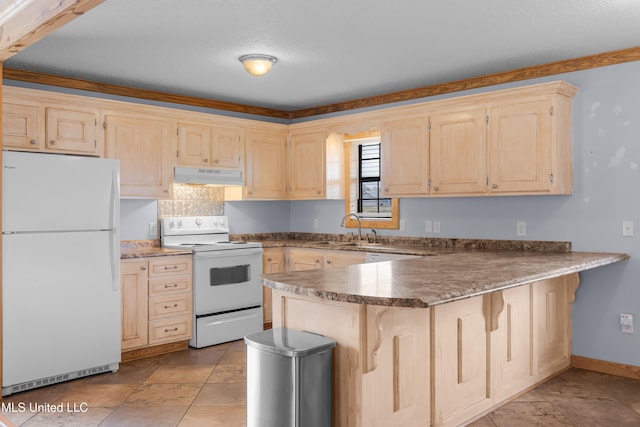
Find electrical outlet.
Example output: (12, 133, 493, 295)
(399, 219, 406, 231)
(620, 313, 634, 334)
(622, 221, 634, 237)
(148, 221, 158, 237)
(516, 221, 527, 237)
(313, 218, 319, 229)
(425, 219, 433, 233)
(433, 221, 441, 234)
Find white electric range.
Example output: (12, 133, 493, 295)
(161, 216, 263, 348)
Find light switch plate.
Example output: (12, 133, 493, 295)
(622, 221, 634, 237)
(516, 221, 527, 237)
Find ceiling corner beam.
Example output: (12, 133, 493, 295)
(0, 0, 105, 62)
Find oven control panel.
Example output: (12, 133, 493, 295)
(161, 216, 229, 236)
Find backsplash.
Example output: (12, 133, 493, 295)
(158, 184, 224, 217)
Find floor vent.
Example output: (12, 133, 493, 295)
(2, 363, 119, 396)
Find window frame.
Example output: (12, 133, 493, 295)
(343, 131, 399, 230)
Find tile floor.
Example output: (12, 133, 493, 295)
(1, 341, 639, 426)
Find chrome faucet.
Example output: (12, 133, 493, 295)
(340, 213, 362, 241)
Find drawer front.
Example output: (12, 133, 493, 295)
(149, 276, 192, 296)
(149, 294, 192, 320)
(148, 315, 192, 345)
(149, 256, 192, 277)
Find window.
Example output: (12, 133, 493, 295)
(358, 143, 392, 217)
(343, 130, 399, 229)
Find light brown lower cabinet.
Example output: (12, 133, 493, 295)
(121, 255, 193, 352)
(262, 247, 286, 327)
(272, 273, 579, 427)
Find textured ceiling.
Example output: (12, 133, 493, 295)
(5, 0, 640, 111)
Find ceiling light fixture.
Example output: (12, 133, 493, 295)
(239, 54, 277, 77)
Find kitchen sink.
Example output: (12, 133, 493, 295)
(312, 241, 382, 248)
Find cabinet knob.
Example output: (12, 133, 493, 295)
(30, 139, 38, 145)
(267, 257, 272, 261)
(49, 140, 56, 145)
(326, 260, 332, 264)
(492, 184, 498, 189)
(214, 159, 220, 164)
(316, 190, 321, 194)
(203, 158, 209, 163)
(433, 186, 439, 191)
(164, 189, 170, 193)
(140, 266, 147, 270)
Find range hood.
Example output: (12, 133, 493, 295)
(174, 166, 243, 186)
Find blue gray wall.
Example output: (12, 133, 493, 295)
(229, 60, 640, 367)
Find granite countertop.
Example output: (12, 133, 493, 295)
(262, 249, 629, 308)
(120, 240, 191, 259)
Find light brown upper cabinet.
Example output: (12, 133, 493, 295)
(383, 81, 576, 198)
(244, 129, 288, 199)
(288, 130, 345, 200)
(3, 96, 100, 156)
(381, 116, 430, 197)
(487, 95, 571, 195)
(429, 107, 487, 195)
(3, 102, 41, 150)
(176, 121, 243, 169)
(104, 113, 173, 198)
(45, 106, 99, 155)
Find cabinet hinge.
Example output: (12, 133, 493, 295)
(94, 118, 97, 126)
(103, 121, 107, 130)
(176, 150, 179, 158)
(549, 106, 554, 116)
(486, 176, 489, 185)
(550, 174, 554, 183)
(428, 178, 432, 187)
(427, 122, 431, 131)
(176, 128, 180, 136)
(485, 115, 489, 124)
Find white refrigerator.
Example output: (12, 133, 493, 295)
(2, 150, 121, 396)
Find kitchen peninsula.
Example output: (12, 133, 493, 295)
(262, 247, 628, 427)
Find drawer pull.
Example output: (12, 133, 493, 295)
(30, 139, 38, 145)
(164, 304, 179, 309)
(164, 283, 179, 288)
(164, 327, 179, 333)
(163, 265, 179, 270)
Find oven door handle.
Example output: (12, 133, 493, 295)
(194, 247, 263, 258)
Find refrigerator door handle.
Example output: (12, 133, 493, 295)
(110, 169, 120, 292)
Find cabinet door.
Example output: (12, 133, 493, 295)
(289, 131, 325, 199)
(432, 295, 490, 426)
(2, 103, 42, 150)
(121, 260, 149, 350)
(262, 247, 286, 326)
(212, 126, 243, 169)
(430, 108, 487, 195)
(287, 248, 324, 271)
(45, 106, 99, 155)
(490, 286, 532, 400)
(381, 117, 429, 196)
(244, 130, 287, 199)
(324, 251, 365, 268)
(105, 114, 173, 198)
(532, 276, 570, 377)
(177, 122, 211, 166)
(488, 99, 552, 193)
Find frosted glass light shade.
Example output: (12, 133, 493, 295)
(239, 54, 277, 77)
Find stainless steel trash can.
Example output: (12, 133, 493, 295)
(244, 328, 336, 427)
